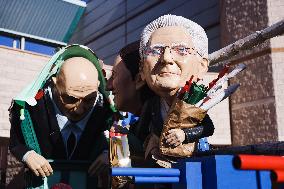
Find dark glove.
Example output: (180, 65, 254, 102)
(182, 114, 214, 143)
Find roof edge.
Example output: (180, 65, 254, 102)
(62, 0, 86, 7)
(0, 28, 67, 46)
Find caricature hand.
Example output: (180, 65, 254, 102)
(164, 129, 185, 147)
(88, 151, 109, 176)
(25, 151, 53, 177)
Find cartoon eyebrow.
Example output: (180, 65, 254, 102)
(171, 42, 189, 47)
(149, 43, 166, 48)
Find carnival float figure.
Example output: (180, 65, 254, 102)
(9, 45, 114, 189)
(138, 14, 243, 164)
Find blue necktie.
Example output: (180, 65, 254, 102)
(67, 125, 77, 158)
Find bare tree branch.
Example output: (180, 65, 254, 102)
(209, 19, 284, 67)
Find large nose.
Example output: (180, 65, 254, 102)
(160, 47, 173, 64)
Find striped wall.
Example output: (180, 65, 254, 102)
(70, 0, 230, 145)
(70, 0, 220, 65)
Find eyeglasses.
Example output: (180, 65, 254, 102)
(144, 45, 201, 58)
(55, 86, 97, 104)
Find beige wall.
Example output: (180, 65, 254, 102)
(204, 73, 231, 145)
(0, 46, 49, 137)
(267, 0, 284, 141)
(220, 0, 284, 145)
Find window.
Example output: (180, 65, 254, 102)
(0, 35, 20, 48)
(0, 34, 58, 56)
(24, 41, 56, 56)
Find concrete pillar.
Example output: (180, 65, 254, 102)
(220, 0, 279, 145)
(20, 37, 25, 50)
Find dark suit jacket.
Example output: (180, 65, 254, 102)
(133, 95, 215, 148)
(9, 88, 112, 162)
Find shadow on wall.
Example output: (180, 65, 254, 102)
(0, 137, 25, 189)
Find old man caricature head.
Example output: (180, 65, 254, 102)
(139, 15, 209, 100)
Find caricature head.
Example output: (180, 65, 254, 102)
(140, 15, 209, 99)
(52, 57, 100, 121)
(106, 41, 142, 113)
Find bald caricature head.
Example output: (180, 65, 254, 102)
(52, 57, 100, 121)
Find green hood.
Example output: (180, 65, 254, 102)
(14, 44, 113, 111)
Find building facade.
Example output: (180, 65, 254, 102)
(70, 0, 284, 146)
(0, 0, 283, 187)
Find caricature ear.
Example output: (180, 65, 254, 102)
(135, 73, 146, 90)
(197, 58, 209, 78)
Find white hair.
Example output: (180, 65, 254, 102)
(140, 14, 208, 59)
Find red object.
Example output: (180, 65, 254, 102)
(178, 82, 188, 99)
(51, 183, 72, 189)
(178, 75, 194, 99)
(178, 82, 189, 98)
(201, 96, 211, 104)
(110, 131, 126, 137)
(218, 65, 230, 78)
(233, 155, 284, 170)
(35, 89, 44, 100)
(187, 75, 194, 92)
(271, 170, 284, 183)
(207, 65, 229, 91)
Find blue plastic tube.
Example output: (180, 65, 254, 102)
(111, 168, 180, 177)
(134, 176, 180, 183)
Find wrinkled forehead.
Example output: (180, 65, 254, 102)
(148, 26, 194, 47)
(56, 57, 100, 95)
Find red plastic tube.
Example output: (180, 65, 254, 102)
(271, 170, 284, 183)
(233, 155, 284, 170)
